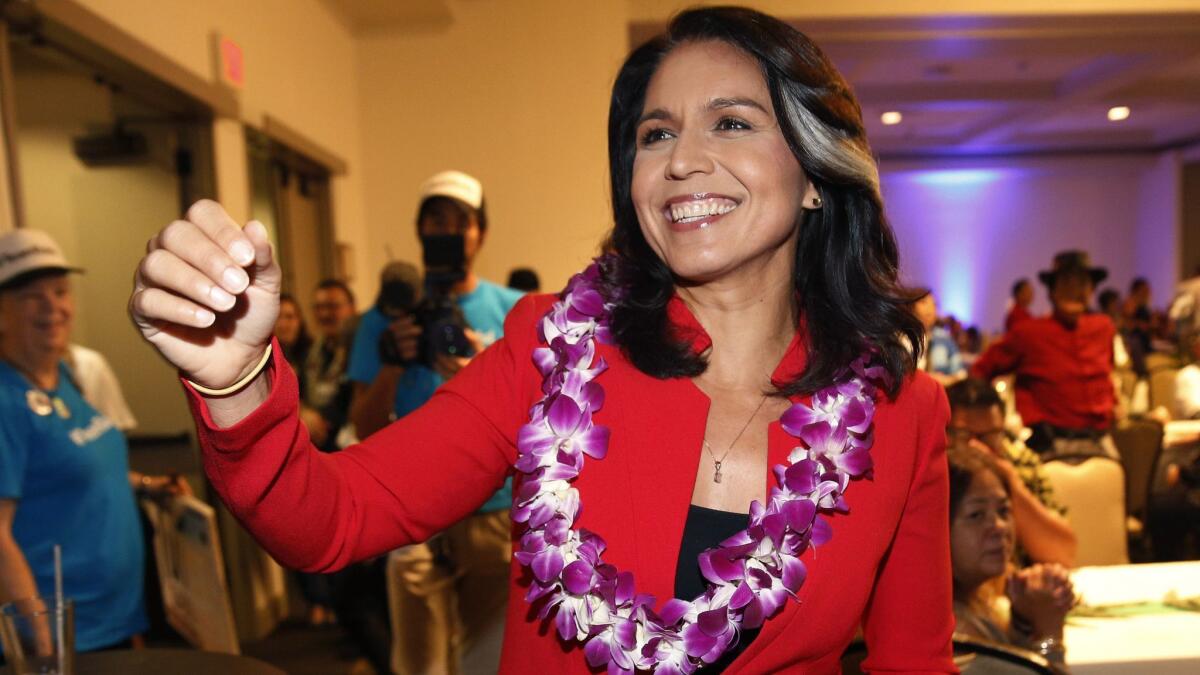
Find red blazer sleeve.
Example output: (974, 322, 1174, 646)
(860, 376, 957, 673)
(189, 294, 547, 572)
(971, 329, 1023, 381)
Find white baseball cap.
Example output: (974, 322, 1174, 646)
(0, 229, 82, 289)
(417, 170, 483, 210)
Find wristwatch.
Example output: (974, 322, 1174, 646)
(1034, 635, 1064, 659)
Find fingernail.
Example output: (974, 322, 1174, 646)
(223, 266, 249, 292)
(196, 308, 215, 325)
(231, 241, 255, 265)
(210, 285, 235, 308)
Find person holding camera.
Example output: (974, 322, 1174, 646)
(347, 170, 522, 674)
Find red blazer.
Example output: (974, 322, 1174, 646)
(189, 294, 955, 673)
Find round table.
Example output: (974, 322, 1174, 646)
(75, 648, 284, 674)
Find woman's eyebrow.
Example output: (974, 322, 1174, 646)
(708, 96, 768, 113)
(638, 108, 672, 125)
(637, 96, 769, 126)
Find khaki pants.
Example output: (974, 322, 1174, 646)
(388, 510, 511, 675)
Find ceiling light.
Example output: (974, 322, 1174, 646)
(1107, 106, 1130, 122)
(881, 111, 903, 126)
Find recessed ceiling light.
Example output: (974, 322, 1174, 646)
(1107, 106, 1131, 122)
(881, 111, 903, 126)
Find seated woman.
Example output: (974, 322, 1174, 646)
(948, 445, 1074, 667)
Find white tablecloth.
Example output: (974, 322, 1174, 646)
(1164, 420, 1200, 447)
(1066, 561, 1200, 673)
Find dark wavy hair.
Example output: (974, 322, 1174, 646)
(601, 6, 922, 398)
(947, 445, 1010, 522)
(945, 378, 1003, 414)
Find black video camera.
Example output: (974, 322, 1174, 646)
(376, 234, 474, 367)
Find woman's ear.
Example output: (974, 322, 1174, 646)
(801, 181, 822, 210)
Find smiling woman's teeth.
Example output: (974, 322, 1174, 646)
(670, 199, 738, 223)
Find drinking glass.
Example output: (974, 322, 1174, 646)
(0, 597, 73, 675)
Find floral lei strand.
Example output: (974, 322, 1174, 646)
(513, 258, 886, 674)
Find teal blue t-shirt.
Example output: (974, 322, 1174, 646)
(0, 361, 147, 652)
(348, 278, 524, 513)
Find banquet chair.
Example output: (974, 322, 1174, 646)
(1115, 367, 1138, 412)
(1111, 419, 1165, 522)
(952, 634, 1058, 674)
(1149, 367, 1179, 415)
(1042, 456, 1130, 566)
(840, 635, 1057, 674)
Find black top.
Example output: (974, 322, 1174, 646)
(674, 504, 761, 671)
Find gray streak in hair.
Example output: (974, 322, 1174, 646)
(776, 83, 880, 198)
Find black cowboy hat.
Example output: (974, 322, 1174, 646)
(1038, 250, 1108, 287)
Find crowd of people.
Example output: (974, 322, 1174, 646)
(918, 248, 1200, 666)
(0, 171, 538, 672)
(3, 5, 1200, 674)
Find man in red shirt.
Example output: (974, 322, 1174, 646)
(973, 251, 1118, 459)
(1005, 278, 1034, 332)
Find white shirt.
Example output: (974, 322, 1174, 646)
(1177, 364, 1200, 420)
(66, 344, 137, 431)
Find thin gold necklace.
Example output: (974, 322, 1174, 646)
(703, 394, 769, 484)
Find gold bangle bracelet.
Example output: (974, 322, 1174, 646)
(186, 344, 273, 397)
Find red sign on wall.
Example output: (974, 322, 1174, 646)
(218, 36, 244, 90)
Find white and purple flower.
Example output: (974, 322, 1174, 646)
(513, 257, 883, 672)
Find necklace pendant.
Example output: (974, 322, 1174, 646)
(713, 461, 723, 484)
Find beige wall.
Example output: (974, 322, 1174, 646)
(12, 57, 194, 434)
(6, 0, 369, 432)
(74, 0, 371, 298)
(356, 2, 631, 293)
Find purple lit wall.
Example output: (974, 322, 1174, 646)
(880, 154, 1181, 334)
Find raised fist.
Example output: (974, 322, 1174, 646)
(129, 200, 281, 392)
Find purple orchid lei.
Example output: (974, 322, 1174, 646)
(513, 258, 886, 674)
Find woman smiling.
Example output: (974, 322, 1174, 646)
(0, 229, 184, 654)
(128, 7, 952, 673)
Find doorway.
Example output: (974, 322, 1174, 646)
(3, 16, 215, 436)
(247, 128, 336, 312)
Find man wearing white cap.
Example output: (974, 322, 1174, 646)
(0, 229, 183, 656)
(346, 171, 522, 674)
